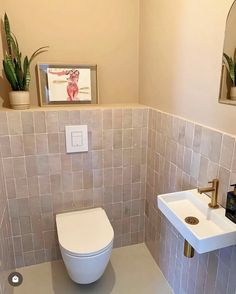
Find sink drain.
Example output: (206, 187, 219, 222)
(185, 216, 199, 225)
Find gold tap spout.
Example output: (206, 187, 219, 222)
(197, 179, 219, 209)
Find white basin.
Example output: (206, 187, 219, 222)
(157, 189, 236, 254)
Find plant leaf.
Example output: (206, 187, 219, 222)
(3, 59, 19, 90)
(4, 13, 12, 57)
(10, 33, 22, 70)
(24, 68, 31, 91)
(23, 56, 29, 90)
(5, 54, 18, 82)
(14, 58, 24, 90)
(29, 46, 49, 64)
(23, 56, 29, 74)
(223, 53, 235, 85)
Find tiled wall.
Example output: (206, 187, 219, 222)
(0, 148, 14, 294)
(0, 107, 148, 268)
(1, 105, 236, 294)
(145, 108, 236, 294)
(0, 210, 14, 294)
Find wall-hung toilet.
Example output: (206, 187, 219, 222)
(56, 208, 114, 284)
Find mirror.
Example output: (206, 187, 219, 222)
(219, 1, 236, 105)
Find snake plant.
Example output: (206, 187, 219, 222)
(2, 13, 48, 91)
(223, 52, 236, 86)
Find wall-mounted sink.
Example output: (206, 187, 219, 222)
(157, 189, 236, 254)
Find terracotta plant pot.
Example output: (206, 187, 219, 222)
(9, 91, 30, 110)
(230, 86, 236, 100)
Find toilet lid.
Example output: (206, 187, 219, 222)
(56, 208, 114, 256)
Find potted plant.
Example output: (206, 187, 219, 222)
(223, 52, 236, 100)
(2, 13, 48, 109)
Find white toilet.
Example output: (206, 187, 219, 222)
(56, 207, 114, 284)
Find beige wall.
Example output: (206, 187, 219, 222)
(2, 1, 236, 134)
(0, 0, 139, 106)
(139, 0, 236, 135)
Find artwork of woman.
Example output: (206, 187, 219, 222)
(48, 69, 80, 101)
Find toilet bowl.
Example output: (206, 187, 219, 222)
(56, 208, 114, 284)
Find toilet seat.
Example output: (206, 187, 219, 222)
(61, 239, 113, 258)
(56, 208, 114, 257)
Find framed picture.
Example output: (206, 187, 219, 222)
(37, 63, 98, 106)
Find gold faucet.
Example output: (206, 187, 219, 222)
(197, 179, 219, 209)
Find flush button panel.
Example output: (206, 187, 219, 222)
(65, 125, 88, 153)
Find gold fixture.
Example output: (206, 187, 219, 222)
(185, 216, 199, 225)
(184, 240, 194, 258)
(197, 179, 219, 209)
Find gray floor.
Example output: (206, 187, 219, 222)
(14, 243, 173, 294)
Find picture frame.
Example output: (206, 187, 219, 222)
(37, 63, 98, 106)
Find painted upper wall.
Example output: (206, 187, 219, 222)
(139, 0, 236, 135)
(0, 0, 139, 106)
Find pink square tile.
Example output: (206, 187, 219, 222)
(13, 157, 26, 178)
(69, 110, 80, 125)
(49, 154, 61, 174)
(103, 130, 113, 150)
(25, 156, 37, 176)
(71, 154, 83, 171)
(122, 109, 132, 129)
(22, 234, 34, 252)
(0, 112, 8, 136)
(34, 112, 46, 134)
(21, 112, 34, 134)
(113, 130, 122, 149)
(10, 135, 24, 157)
(220, 135, 235, 170)
(48, 133, 59, 153)
(36, 134, 48, 154)
(112, 109, 122, 129)
(23, 134, 36, 155)
(132, 109, 143, 128)
(45, 112, 59, 133)
(0, 136, 11, 157)
(7, 112, 22, 135)
(58, 111, 69, 132)
(91, 110, 102, 130)
(16, 178, 29, 198)
(92, 130, 103, 150)
(5, 178, 16, 199)
(73, 171, 83, 190)
(93, 169, 103, 188)
(82, 170, 93, 189)
(39, 175, 51, 195)
(27, 176, 39, 197)
(62, 172, 73, 192)
(19, 216, 32, 235)
(61, 154, 72, 171)
(103, 110, 112, 129)
(123, 129, 132, 148)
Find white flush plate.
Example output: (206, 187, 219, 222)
(65, 125, 88, 153)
